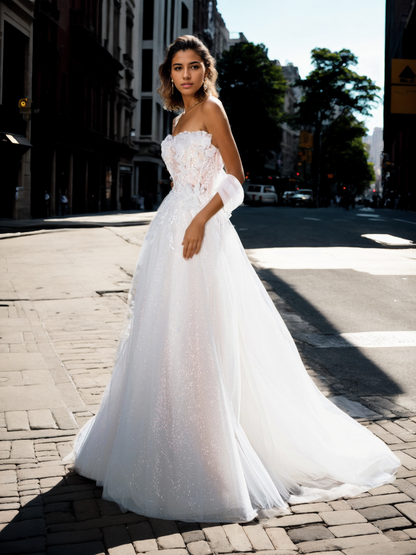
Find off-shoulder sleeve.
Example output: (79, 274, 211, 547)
(216, 171, 244, 213)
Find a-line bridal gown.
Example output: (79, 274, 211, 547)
(64, 129, 400, 523)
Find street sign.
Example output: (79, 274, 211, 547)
(391, 59, 416, 84)
(391, 59, 416, 114)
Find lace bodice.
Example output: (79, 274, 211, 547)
(161, 131, 224, 202)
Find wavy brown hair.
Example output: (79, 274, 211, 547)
(158, 35, 218, 111)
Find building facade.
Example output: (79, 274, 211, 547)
(384, 0, 416, 210)
(29, 0, 139, 218)
(369, 126, 383, 191)
(132, 0, 193, 206)
(0, 0, 35, 219)
(1, 0, 236, 219)
(279, 63, 302, 180)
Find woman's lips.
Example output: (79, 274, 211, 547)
(181, 83, 193, 88)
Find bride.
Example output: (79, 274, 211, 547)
(66, 35, 400, 523)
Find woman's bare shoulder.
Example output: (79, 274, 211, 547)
(201, 96, 227, 121)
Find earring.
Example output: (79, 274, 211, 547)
(171, 79, 174, 94)
(203, 78, 208, 92)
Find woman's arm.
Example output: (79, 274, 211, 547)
(182, 99, 244, 260)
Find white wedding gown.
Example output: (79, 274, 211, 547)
(68, 130, 400, 523)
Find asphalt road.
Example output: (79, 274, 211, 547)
(232, 204, 416, 412)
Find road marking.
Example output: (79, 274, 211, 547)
(238, 228, 249, 231)
(394, 218, 416, 225)
(362, 234, 414, 246)
(357, 213, 380, 217)
(301, 331, 416, 348)
(304, 217, 321, 221)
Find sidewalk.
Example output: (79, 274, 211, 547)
(0, 210, 157, 237)
(0, 220, 415, 555)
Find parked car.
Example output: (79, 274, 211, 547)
(282, 191, 296, 205)
(290, 189, 314, 207)
(244, 184, 278, 206)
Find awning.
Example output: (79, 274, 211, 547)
(0, 132, 33, 156)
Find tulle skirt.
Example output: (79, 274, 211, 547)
(66, 190, 400, 523)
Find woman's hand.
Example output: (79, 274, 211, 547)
(182, 215, 206, 259)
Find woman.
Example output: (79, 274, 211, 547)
(67, 35, 400, 523)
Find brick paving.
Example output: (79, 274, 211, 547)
(0, 222, 416, 555)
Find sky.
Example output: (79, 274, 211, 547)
(216, 0, 385, 135)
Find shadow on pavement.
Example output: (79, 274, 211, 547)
(257, 266, 404, 401)
(0, 469, 210, 555)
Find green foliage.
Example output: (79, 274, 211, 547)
(296, 48, 381, 129)
(217, 42, 286, 175)
(323, 114, 375, 195)
(293, 48, 380, 195)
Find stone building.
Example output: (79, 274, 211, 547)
(193, 0, 230, 58)
(278, 63, 302, 180)
(29, 0, 139, 218)
(0, 0, 35, 219)
(132, 0, 193, 206)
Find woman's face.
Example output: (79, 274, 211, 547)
(170, 49, 206, 98)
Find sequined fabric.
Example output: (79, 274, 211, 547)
(67, 132, 400, 523)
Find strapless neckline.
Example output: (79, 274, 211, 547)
(166, 130, 218, 151)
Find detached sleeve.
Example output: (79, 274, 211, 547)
(216, 172, 244, 213)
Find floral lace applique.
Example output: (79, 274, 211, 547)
(161, 131, 223, 199)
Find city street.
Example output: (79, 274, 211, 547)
(0, 205, 416, 554)
(233, 205, 416, 417)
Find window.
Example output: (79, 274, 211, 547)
(126, 12, 133, 57)
(141, 99, 152, 135)
(141, 50, 153, 91)
(143, 0, 154, 40)
(170, 0, 175, 43)
(113, 3, 120, 59)
(181, 2, 188, 28)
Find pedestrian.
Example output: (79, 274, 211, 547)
(138, 192, 145, 210)
(44, 190, 50, 218)
(65, 35, 400, 523)
(60, 193, 68, 216)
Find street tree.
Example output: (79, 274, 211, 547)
(217, 42, 286, 177)
(294, 48, 380, 196)
(322, 114, 375, 198)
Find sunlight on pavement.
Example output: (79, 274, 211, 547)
(362, 234, 414, 247)
(248, 246, 416, 275)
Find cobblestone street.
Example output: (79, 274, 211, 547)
(0, 220, 416, 555)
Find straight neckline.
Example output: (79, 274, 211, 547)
(170, 130, 212, 139)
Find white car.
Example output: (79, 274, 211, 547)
(244, 184, 278, 205)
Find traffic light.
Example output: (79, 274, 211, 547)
(18, 98, 32, 120)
